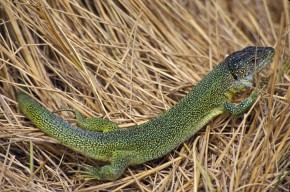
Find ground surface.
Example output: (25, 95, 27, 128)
(0, 1, 289, 191)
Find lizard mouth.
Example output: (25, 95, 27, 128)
(227, 46, 275, 82)
(256, 47, 275, 70)
(240, 46, 274, 89)
(237, 46, 274, 89)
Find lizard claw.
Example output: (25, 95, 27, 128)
(67, 163, 100, 180)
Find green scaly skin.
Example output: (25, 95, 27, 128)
(18, 46, 275, 181)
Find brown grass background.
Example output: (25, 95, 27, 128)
(0, 0, 289, 191)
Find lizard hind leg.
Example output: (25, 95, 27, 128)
(74, 111, 119, 132)
(85, 151, 131, 181)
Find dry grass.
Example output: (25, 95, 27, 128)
(0, 0, 289, 191)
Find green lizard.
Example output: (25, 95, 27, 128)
(18, 46, 274, 181)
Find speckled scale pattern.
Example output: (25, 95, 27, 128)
(18, 46, 275, 180)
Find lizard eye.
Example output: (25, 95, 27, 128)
(232, 73, 239, 80)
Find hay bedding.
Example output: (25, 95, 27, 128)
(0, 1, 289, 191)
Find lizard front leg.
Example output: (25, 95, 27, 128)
(224, 89, 258, 116)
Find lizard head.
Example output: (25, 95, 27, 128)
(225, 46, 275, 87)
